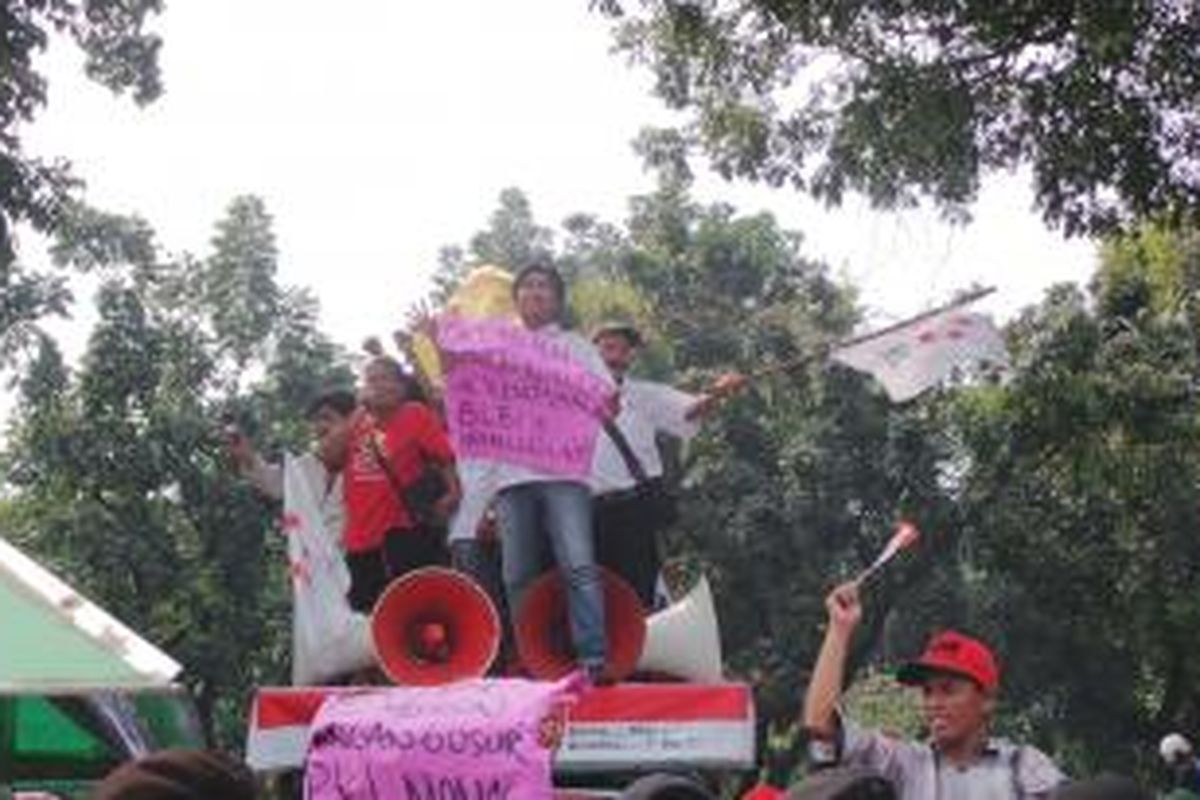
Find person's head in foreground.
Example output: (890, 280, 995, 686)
(785, 768, 896, 800)
(620, 771, 715, 799)
(91, 749, 256, 800)
(1161, 732, 1195, 767)
(897, 629, 999, 758)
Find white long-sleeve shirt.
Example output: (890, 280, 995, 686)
(589, 378, 700, 495)
(241, 452, 345, 550)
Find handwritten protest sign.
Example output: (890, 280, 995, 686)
(438, 318, 611, 479)
(304, 676, 581, 800)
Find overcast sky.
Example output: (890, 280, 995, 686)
(23, 0, 1097, 361)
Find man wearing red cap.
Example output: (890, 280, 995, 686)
(802, 581, 1064, 800)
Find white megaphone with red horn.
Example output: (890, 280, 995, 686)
(637, 574, 724, 683)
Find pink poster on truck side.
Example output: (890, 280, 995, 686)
(304, 677, 580, 800)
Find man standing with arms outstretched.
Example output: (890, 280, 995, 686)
(803, 581, 1065, 800)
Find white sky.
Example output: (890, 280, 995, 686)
(21, 0, 1096, 364)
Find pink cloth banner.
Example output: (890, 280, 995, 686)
(438, 318, 611, 478)
(304, 677, 580, 800)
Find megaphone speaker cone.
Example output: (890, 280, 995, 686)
(515, 568, 647, 682)
(371, 567, 501, 685)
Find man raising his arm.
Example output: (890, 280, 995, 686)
(803, 581, 1064, 800)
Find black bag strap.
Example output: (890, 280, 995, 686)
(365, 428, 409, 504)
(602, 419, 649, 484)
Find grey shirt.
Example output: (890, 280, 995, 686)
(839, 719, 1066, 800)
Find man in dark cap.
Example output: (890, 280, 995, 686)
(590, 320, 745, 607)
(802, 581, 1065, 800)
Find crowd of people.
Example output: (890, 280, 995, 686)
(227, 262, 744, 684)
(206, 261, 1198, 800)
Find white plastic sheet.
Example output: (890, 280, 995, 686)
(283, 454, 371, 685)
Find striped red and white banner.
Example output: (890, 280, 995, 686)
(246, 682, 755, 774)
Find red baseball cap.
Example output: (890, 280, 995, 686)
(896, 630, 999, 692)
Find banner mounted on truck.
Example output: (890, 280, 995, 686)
(247, 683, 755, 775)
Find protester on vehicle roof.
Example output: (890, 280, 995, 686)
(490, 263, 616, 683)
(341, 355, 461, 612)
(589, 319, 745, 608)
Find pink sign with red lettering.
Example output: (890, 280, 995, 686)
(438, 318, 611, 478)
(304, 677, 581, 800)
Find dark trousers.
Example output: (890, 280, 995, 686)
(594, 493, 662, 610)
(345, 526, 447, 613)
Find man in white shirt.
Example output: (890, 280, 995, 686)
(226, 389, 355, 565)
(590, 321, 745, 607)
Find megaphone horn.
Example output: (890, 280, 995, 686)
(515, 568, 647, 682)
(637, 574, 723, 683)
(370, 567, 501, 686)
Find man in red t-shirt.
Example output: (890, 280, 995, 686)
(342, 356, 462, 612)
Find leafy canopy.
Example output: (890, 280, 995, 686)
(2, 195, 351, 746)
(1, 0, 165, 361)
(594, 1, 1200, 237)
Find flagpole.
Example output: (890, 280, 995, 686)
(747, 285, 997, 380)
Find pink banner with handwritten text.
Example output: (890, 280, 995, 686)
(438, 318, 611, 479)
(304, 677, 580, 800)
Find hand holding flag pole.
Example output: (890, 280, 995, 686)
(852, 521, 920, 587)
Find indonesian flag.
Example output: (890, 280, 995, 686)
(832, 307, 1008, 402)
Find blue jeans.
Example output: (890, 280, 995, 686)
(496, 480, 607, 667)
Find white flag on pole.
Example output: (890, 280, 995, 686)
(831, 308, 1008, 402)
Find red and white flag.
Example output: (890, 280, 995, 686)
(831, 306, 1008, 402)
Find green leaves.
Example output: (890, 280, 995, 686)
(206, 196, 282, 371)
(950, 240, 1200, 774)
(3, 196, 349, 746)
(600, 0, 1200, 236)
(0, 0, 165, 370)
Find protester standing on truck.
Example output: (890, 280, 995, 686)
(589, 319, 746, 608)
(341, 355, 461, 612)
(226, 388, 355, 567)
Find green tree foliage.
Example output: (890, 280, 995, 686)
(1, 196, 351, 747)
(1, 0, 165, 356)
(432, 187, 557, 302)
(1095, 219, 1200, 323)
(205, 195, 282, 372)
(949, 230, 1200, 776)
(594, 1, 1200, 236)
(435, 185, 1200, 780)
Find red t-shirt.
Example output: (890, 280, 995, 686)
(342, 402, 455, 552)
